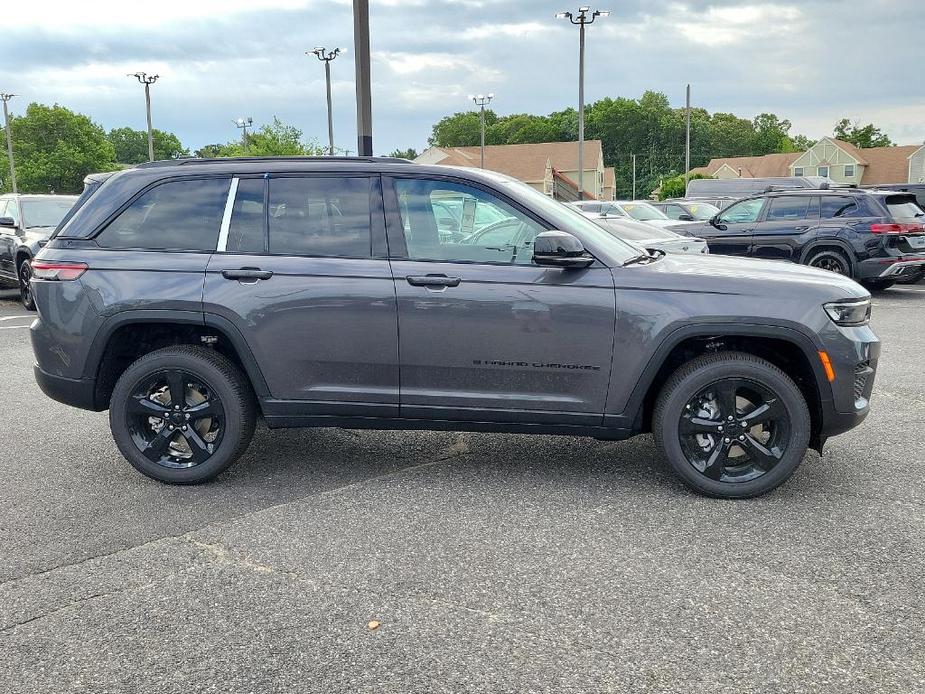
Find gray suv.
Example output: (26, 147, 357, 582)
(29, 157, 880, 498)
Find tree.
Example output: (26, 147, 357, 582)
(214, 118, 324, 157)
(0, 103, 118, 194)
(108, 127, 189, 164)
(751, 113, 794, 154)
(428, 110, 496, 147)
(657, 173, 712, 200)
(194, 144, 225, 158)
(833, 119, 894, 148)
(789, 134, 816, 151)
(388, 148, 418, 159)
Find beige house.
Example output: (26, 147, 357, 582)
(691, 137, 925, 186)
(415, 140, 616, 202)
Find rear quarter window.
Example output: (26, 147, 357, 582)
(819, 197, 861, 219)
(95, 178, 230, 251)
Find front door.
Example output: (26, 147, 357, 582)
(0, 200, 17, 278)
(751, 195, 817, 261)
(203, 174, 399, 417)
(699, 197, 766, 256)
(384, 175, 615, 427)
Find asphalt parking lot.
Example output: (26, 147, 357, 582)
(1, 285, 924, 693)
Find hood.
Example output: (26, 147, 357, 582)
(644, 218, 695, 229)
(625, 251, 869, 302)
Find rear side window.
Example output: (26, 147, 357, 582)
(226, 178, 266, 253)
(96, 178, 229, 251)
(819, 197, 860, 219)
(885, 196, 924, 221)
(267, 177, 372, 257)
(765, 196, 810, 221)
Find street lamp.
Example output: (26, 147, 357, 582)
(468, 93, 494, 169)
(556, 7, 609, 196)
(309, 47, 342, 156)
(234, 117, 254, 153)
(127, 72, 159, 162)
(0, 93, 17, 193)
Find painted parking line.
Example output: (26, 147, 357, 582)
(0, 324, 30, 330)
(0, 315, 33, 322)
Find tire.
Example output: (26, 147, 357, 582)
(109, 345, 256, 484)
(653, 351, 811, 499)
(18, 258, 36, 311)
(806, 249, 851, 277)
(861, 279, 896, 291)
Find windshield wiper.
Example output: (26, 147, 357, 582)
(622, 253, 656, 267)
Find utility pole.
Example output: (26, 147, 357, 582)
(468, 93, 494, 168)
(632, 153, 636, 200)
(353, 0, 373, 156)
(557, 7, 609, 196)
(0, 93, 16, 193)
(128, 73, 159, 161)
(234, 117, 253, 153)
(684, 83, 691, 195)
(310, 47, 342, 155)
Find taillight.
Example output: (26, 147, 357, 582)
(870, 223, 925, 234)
(30, 260, 88, 281)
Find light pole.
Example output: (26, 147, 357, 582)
(128, 72, 159, 161)
(234, 117, 253, 153)
(309, 47, 342, 155)
(684, 83, 691, 194)
(353, 0, 373, 156)
(468, 93, 494, 169)
(556, 7, 609, 196)
(0, 93, 16, 193)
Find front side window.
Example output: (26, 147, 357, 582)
(765, 196, 811, 221)
(394, 178, 546, 265)
(97, 178, 229, 251)
(718, 198, 765, 225)
(267, 176, 372, 257)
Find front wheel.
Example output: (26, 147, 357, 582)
(653, 351, 811, 499)
(109, 345, 256, 484)
(18, 259, 36, 311)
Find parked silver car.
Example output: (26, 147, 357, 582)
(589, 214, 708, 255)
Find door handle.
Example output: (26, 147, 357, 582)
(222, 268, 273, 281)
(406, 274, 461, 287)
(793, 226, 810, 231)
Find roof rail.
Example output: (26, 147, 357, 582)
(135, 155, 416, 169)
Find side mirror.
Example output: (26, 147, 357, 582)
(678, 213, 695, 221)
(0, 216, 15, 228)
(532, 230, 594, 269)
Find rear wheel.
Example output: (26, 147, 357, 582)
(653, 351, 811, 499)
(109, 346, 256, 484)
(806, 249, 851, 277)
(18, 258, 35, 311)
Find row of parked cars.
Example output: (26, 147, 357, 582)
(568, 181, 925, 290)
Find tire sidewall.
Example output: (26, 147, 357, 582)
(807, 250, 850, 277)
(657, 359, 810, 499)
(19, 259, 35, 311)
(109, 350, 248, 483)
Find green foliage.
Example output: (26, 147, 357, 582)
(657, 173, 712, 201)
(193, 144, 225, 158)
(833, 119, 894, 148)
(107, 127, 189, 164)
(428, 110, 497, 147)
(0, 103, 118, 194)
(211, 118, 325, 157)
(388, 148, 418, 160)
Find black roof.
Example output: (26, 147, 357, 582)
(135, 155, 414, 169)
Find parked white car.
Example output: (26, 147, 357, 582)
(588, 214, 709, 255)
(610, 200, 699, 229)
(565, 200, 630, 217)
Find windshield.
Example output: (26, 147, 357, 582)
(21, 197, 78, 228)
(486, 174, 641, 262)
(684, 202, 720, 220)
(594, 218, 678, 241)
(618, 202, 669, 221)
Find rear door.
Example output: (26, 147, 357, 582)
(697, 197, 765, 256)
(384, 174, 615, 426)
(751, 195, 817, 261)
(203, 173, 399, 416)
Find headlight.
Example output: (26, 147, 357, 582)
(823, 298, 871, 326)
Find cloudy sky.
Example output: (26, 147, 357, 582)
(2, 0, 923, 156)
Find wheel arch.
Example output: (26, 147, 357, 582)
(87, 311, 270, 411)
(799, 239, 857, 273)
(624, 323, 831, 452)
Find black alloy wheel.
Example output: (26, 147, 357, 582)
(807, 250, 850, 277)
(678, 379, 790, 484)
(109, 346, 256, 484)
(653, 351, 810, 498)
(126, 369, 225, 469)
(19, 259, 36, 311)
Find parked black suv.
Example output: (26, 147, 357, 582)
(30, 157, 879, 498)
(676, 188, 925, 289)
(0, 194, 78, 309)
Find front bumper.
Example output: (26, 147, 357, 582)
(857, 255, 925, 279)
(33, 364, 98, 411)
